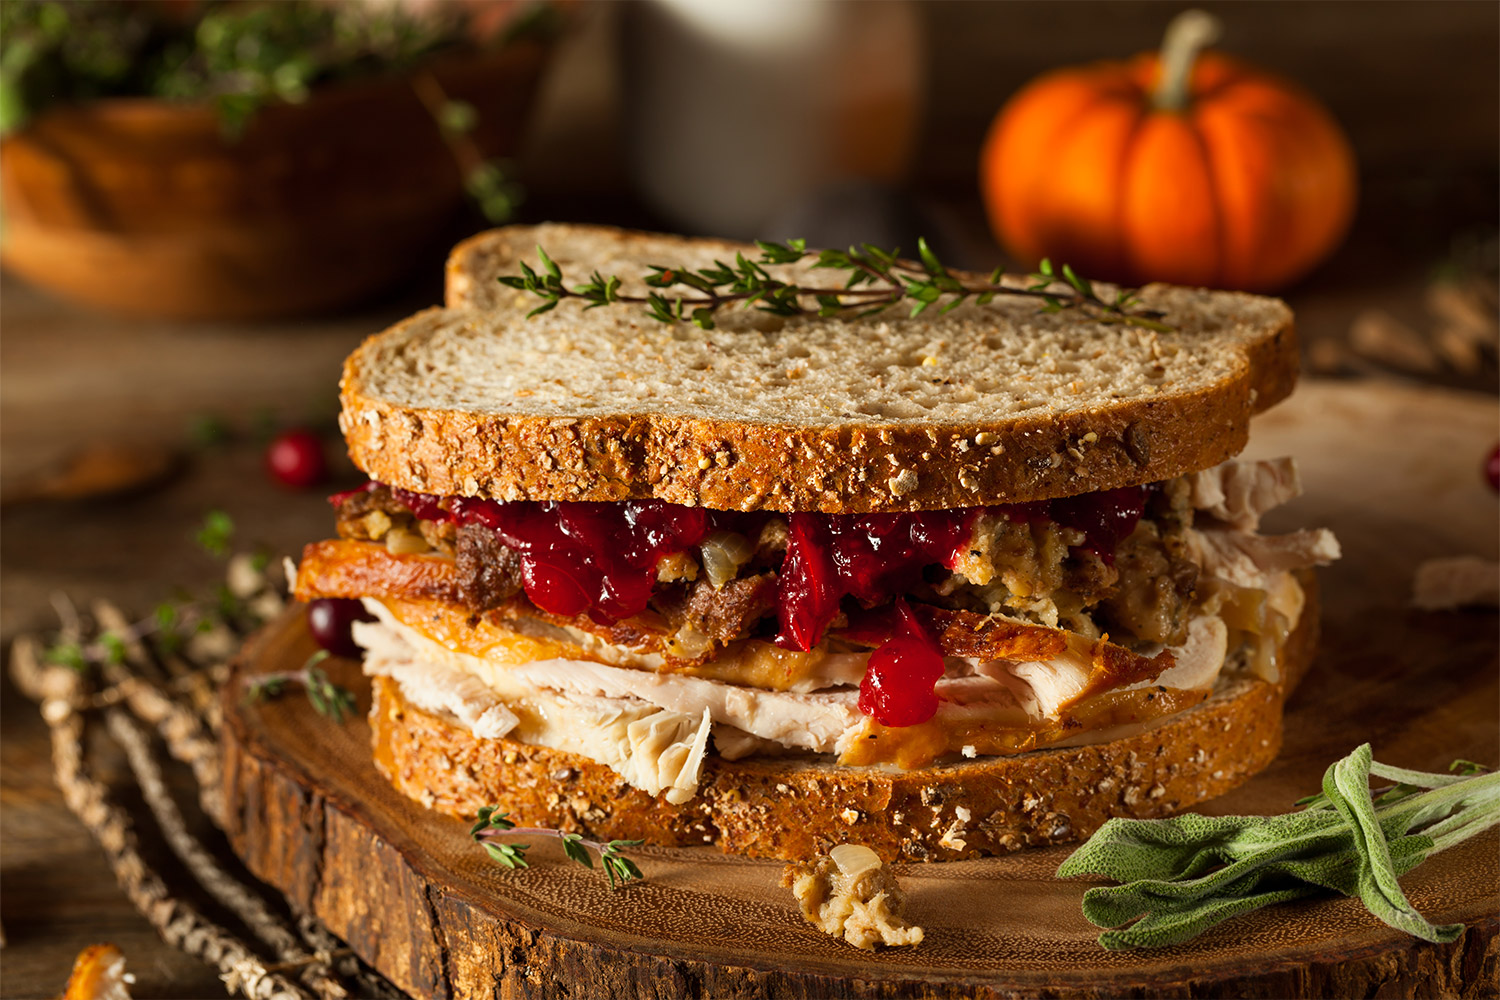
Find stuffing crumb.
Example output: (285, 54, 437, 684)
(780, 845, 924, 950)
(1412, 555, 1499, 610)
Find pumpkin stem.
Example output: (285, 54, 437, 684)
(1153, 9, 1222, 112)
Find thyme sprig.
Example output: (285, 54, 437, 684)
(470, 806, 645, 888)
(244, 651, 357, 724)
(499, 239, 1171, 331)
(44, 511, 280, 672)
(1059, 744, 1499, 950)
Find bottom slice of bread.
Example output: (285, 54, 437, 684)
(371, 578, 1318, 862)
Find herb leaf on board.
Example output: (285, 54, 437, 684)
(1058, 744, 1497, 950)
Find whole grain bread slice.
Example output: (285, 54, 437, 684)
(340, 224, 1297, 512)
(369, 573, 1318, 862)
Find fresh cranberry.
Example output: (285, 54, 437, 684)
(1486, 443, 1499, 492)
(266, 429, 327, 489)
(307, 598, 375, 658)
(856, 599, 946, 727)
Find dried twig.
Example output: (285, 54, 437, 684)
(9, 637, 311, 1000)
(93, 601, 227, 823)
(9, 548, 403, 1000)
(105, 709, 349, 1000)
(293, 915, 408, 1000)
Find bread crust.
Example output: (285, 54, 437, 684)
(338, 225, 1299, 513)
(369, 573, 1319, 862)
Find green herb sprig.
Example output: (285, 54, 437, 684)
(45, 510, 276, 672)
(499, 240, 1170, 331)
(195, 509, 236, 558)
(470, 806, 645, 889)
(244, 650, 357, 724)
(1, 0, 467, 136)
(1, 0, 559, 218)
(1058, 744, 1499, 950)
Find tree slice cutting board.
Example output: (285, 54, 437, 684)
(220, 381, 1500, 999)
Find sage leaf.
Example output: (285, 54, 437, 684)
(1059, 745, 1497, 950)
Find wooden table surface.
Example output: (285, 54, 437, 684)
(1, 230, 1495, 1000)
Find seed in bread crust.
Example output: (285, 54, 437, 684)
(938, 822, 967, 852)
(888, 469, 919, 496)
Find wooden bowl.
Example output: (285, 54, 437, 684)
(0, 43, 551, 321)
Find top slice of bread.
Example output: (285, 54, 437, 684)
(339, 224, 1297, 513)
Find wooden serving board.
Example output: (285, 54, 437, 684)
(220, 381, 1500, 999)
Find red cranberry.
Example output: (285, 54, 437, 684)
(266, 429, 327, 489)
(1486, 443, 1499, 492)
(307, 598, 375, 658)
(856, 600, 946, 727)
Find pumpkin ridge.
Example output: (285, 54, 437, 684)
(985, 69, 1126, 268)
(1110, 106, 1150, 283)
(1186, 115, 1229, 289)
(1258, 100, 1351, 288)
(1054, 92, 1144, 278)
(1017, 83, 1131, 271)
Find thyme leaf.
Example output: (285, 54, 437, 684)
(195, 510, 235, 559)
(243, 650, 357, 723)
(499, 239, 1170, 332)
(470, 807, 645, 889)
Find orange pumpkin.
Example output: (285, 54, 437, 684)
(980, 11, 1357, 292)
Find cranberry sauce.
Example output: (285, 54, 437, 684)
(1050, 484, 1154, 564)
(847, 599, 947, 727)
(334, 481, 1156, 728)
(775, 509, 980, 653)
(408, 490, 716, 621)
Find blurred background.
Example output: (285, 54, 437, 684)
(3, 1, 1496, 470)
(1, 2, 1496, 995)
(3, 2, 1496, 473)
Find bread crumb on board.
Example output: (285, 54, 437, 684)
(1412, 555, 1500, 610)
(780, 844, 924, 950)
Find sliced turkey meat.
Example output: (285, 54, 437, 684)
(361, 598, 863, 754)
(358, 617, 712, 803)
(1188, 457, 1304, 530)
(1188, 526, 1341, 591)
